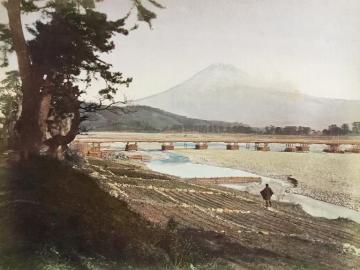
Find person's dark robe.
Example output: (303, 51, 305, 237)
(260, 187, 273, 200)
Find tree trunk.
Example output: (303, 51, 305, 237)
(6, 0, 43, 156)
(46, 105, 81, 159)
(38, 81, 53, 143)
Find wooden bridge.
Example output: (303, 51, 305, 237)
(74, 132, 360, 145)
(72, 133, 360, 157)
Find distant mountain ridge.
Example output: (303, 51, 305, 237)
(81, 105, 253, 133)
(137, 63, 360, 129)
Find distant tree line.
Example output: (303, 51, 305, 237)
(263, 125, 312, 135)
(263, 122, 360, 136)
(322, 122, 360, 136)
(87, 121, 255, 134)
(164, 124, 254, 134)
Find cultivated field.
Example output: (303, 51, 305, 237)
(85, 157, 360, 269)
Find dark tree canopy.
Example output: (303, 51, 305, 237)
(0, 0, 163, 158)
(27, 1, 132, 99)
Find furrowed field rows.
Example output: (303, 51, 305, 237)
(129, 194, 242, 233)
(147, 203, 231, 231)
(166, 191, 222, 208)
(87, 159, 360, 247)
(244, 209, 354, 242)
(114, 183, 218, 196)
(178, 192, 224, 208)
(195, 190, 359, 244)
(122, 187, 174, 203)
(258, 205, 360, 243)
(223, 211, 304, 235)
(217, 192, 261, 207)
(205, 193, 255, 209)
(226, 211, 289, 234)
(186, 192, 239, 209)
(108, 176, 173, 187)
(230, 207, 360, 244)
(114, 179, 360, 244)
(282, 215, 360, 244)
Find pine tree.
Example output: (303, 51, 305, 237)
(0, 0, 163, 158)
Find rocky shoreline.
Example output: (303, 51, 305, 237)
(293, 185, 360, 211)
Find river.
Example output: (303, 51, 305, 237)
(145, 150, 360, 223)
(103, 142, 360, 223)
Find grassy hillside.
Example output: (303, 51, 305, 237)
(1, 154, 360, 269)
(81, 105, 254, 133)
(0, 156, 230, 269)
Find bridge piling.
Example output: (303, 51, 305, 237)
(347, 144, 360, 153)
(284, 143, 296, 152)
(125, 142, 138, 151)
(161, 143, 175, 151)
(296, 143, 310, 152)
(255, 142, 270, 151)
(195, 142, 208, 150)
(226, 143, 239, 150)
(323, 144, 344, 153)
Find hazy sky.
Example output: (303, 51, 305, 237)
(1, 0, 360, 100)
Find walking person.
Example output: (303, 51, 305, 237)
(260, 184, 274, 208)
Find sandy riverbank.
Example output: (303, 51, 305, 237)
(174, 149, 360, 211)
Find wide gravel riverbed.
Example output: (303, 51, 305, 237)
(174, 149, 360, 211)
